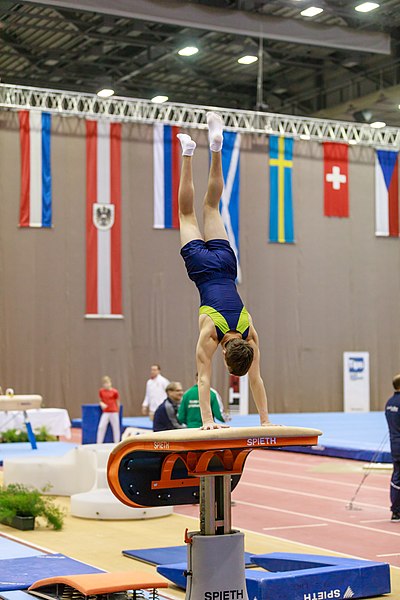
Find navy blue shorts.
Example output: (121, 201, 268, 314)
(180, 239, 237, 285)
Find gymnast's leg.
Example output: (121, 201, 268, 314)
(177, 133, 202, 247)
(109, 412, 121, 443)
(96, 412, 110, 444)
(203, 112, 229, 242)
(390, 459, 400, 518)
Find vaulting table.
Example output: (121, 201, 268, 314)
(108, 426, 322, 600)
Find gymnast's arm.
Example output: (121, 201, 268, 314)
(247, 325, 271, 426)
(196, 318, 224, 430)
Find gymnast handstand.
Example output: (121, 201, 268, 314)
(177, 112, 270, 430)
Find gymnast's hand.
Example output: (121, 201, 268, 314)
(201, 421, 230, 430)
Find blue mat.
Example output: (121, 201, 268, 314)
(122, 545, 254, 567)
(0, 535, 44, 560)
(0, 554, 103, 591)
(0, 592, 33, 600)
(113, 412, 391, 463)
(0, 442, 77, 466)
(158, 553, 391, 600)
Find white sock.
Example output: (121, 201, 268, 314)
(177, 133, 196, 157)
(207, 111, 224, 152)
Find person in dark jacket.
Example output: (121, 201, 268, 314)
(385, 373, 400, 521)
(153, 382, 187, 432)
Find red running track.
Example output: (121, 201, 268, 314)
(174, 451, 400, 566)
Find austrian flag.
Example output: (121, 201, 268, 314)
(86, 120, 122, 318)
(323, 143, 349, 218)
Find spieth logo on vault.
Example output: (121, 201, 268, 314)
(303, 586, 354, 600)
(154, 441, 170, 450)
(246, 437, 277, 446)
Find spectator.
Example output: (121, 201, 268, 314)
(153, 382, 187, 432)
(96, 375, 120, 443)
(142, 364, 170, 420)
(385, 373, 400, 521)
(178, 376, 225, 429)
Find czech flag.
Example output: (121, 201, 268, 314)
(375, 150, 399, 237)
(19, 110, 52, 228)
(153, 123, 180, 229)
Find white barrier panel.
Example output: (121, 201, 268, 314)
(343, 351, 370, 412)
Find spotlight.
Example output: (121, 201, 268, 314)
(97, 88, 115, 98)
(300, 6, 323, 16)
(238, 55, 258, 65)
(355, 2, 379, 12)
(151, 95, 169, 103)
(370, 121, 386, 129)
(178, 46, 199, 56)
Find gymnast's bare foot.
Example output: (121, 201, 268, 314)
(201, 422, 230, 430)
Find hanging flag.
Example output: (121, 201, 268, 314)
(269, 136, 294, 244)
(323, 142, 349, 218)
(19, 110, 52, 228)
(86, 120, 123, 318)
(220, 131, 241, 282)
(375, 150, 399, 237)
(153, 123, 180, 229)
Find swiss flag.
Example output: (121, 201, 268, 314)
(323, 142, 349, 217)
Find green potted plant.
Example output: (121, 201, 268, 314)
(0, 426, 57, 443)
(0, 484, 65, 530)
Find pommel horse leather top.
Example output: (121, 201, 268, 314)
(108, 426, 322, 509)
(0, 395, 42, 411)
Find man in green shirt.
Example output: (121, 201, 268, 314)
(178, 380, 225, 429)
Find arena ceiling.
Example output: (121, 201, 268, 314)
(1, 0, 400, 125)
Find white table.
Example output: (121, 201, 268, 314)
(0, 408, 72, 439)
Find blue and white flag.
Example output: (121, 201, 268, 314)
(220, 131, 241, 282)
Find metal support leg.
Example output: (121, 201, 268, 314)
(186, 473, 248, 599)
(200, 474, 232, 535)
(23, 411, 37, 450)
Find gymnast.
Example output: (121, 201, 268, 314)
(177, 112, 270, 430)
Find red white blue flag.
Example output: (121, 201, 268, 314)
(19, 110, 52, 228)
(153, 123, 180, 229)
(375, 150, 399, 237)
(86, 120, 123, 318)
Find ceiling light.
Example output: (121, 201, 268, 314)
(299, 134, 311, 140)
(178, 46, 199, 56)
(151, 95, 169, 103)
(355, 2, 379, 12)
(342, 59, 359, 68)
(300, 6, 323, 16)
(398, 104, 400, 110)
(238, 55, 258, 65)
(370, 121, 386, 129)
(348, 140, 358, 145)
(97, 88, 114, 98)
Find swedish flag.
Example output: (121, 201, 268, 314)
(269, 136, 294, 244)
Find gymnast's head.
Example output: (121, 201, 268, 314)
(223, 338, 254, 376)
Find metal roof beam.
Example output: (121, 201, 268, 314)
(1, 82, 399, 148)
(27, 0, 391, 54)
